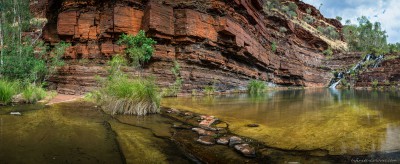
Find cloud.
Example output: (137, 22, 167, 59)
(302, 0, 400, 43)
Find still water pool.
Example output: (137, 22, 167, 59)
(162, 89, 400, 156)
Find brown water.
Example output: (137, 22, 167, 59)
(162, 89, 400, 156)
(0, 101, 192, 163)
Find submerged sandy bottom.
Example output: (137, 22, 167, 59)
(162, 89, 400, 155)
(0, 101, 191, 163)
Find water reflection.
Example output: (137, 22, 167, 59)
(162, 89, 400, 155)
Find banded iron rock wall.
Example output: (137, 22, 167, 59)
(31, 0, 343, 94)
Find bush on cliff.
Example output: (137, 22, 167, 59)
(248, 80, 266, 95)
(117, 30, 157, 67)
(162, 61, 183, 97)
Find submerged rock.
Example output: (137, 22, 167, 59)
(197, 136, 216, 145)
(192, 128, 216, 136)
(199, 116, 218, 128)
(234, 144, 256, 157)
(229, 136, 243, 147)
(247, 124, 259, 127)
(216, 137, 229, 145)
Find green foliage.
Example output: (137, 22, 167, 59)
(335, 16, 342, 21)
(279, 27, 287, 33)
(0, 0, 69, 84)
(271, 42, 277, 52)
(22, 84, 46, 103)
(117, 30, 157, 67)
(303, 15, 315, 24)
(247, 80, 266, 95)
(90, 56, 161, 116)
(0, 79, 20, 105)
(318, 26, 339, 40)
(343, 16, 389, 53)
(162, 61, 183, 97)
(306, 8, 312, 14)
(323, 47, 333, 56)
(371, 79, 379, 88)
(204, 85, 216, 95)
(263, 0, 280, 11)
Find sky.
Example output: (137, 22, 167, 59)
(302, 0, 400, 43)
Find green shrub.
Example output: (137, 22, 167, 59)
(279, 27, 287, 33)
(247, 80, 266, 95)
(303, 15, 315, 24)
(271, 42, 277, 52)
(323, 47, 333, 56)
(91, 56, 161, 116)
(204, 85, 215, 95)
(162, 61, 183, 97)
(306, 8, 312, 14)
(117, 30, 157, 67)
(22, 84, 47, 103)
(102, 76, 161, 115)
(318, 26, 339, 40)
(336, 16, 342, 21)
(0, 79, 20, 105)
(372, 79, 379, 88)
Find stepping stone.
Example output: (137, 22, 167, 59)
(234, 144, 256, 157)
(229, 136, 243, 147)
(216, 137, 229, 145)
(192, 128, 215, 136)
(197, 136, 215, 145)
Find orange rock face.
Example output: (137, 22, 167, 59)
(36, 0, 341, 94)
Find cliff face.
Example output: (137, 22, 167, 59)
(31, 0, 346, 94)
(355, 58, 400, 87)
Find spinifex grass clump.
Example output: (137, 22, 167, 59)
(22, 84, 47, 103)
(89, 31, 160, 116)
(247, 80, 266, 95)
(0, 79, 20, 105)
(103, 76, 160, 115)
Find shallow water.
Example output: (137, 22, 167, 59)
(0, 101, 192, 163)
(162, 89, 400, 156)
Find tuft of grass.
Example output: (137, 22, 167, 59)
(96, 76, 161, 116)
(204, 85, 215, 95)
(0, 79, 20, 105)
(371, 79, 379, 88)
(22, 84, 47, 103)
(247, 80, 266, 95)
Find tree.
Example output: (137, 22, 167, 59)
(342, 16, 389, 54)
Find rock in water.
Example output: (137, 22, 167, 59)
(192, 128, 215, 136)
(197, 136, 216, 145)
(229, 136, 243, 147)
(216, 137, 229, 145)
(247, 124, 259, 127)
(234, 144, 256, 157)
(10, 112, 22, 116)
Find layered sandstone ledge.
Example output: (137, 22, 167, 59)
(31, 0, 344, 94)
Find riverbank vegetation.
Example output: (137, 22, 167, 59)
(247, 80, 266, 95)
(87, 31, 160, 116)
(0, 0, 70, 105)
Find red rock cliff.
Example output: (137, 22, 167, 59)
(31, 0, 345, 94)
